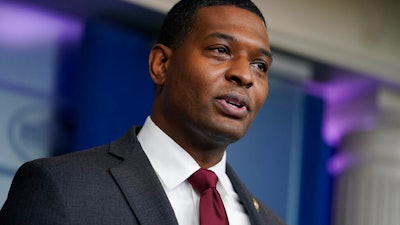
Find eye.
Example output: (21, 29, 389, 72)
(210, 46, 230, 55)
(251, 61, 268, 72)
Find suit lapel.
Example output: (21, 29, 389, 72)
(108, 127, 178, 225)
(226, 164, 263, 225)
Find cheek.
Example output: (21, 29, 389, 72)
(166, 70, 205, 107)
(179, 67, 216, 97)
(253, 82, 269, 111)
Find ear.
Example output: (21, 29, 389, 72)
(148, 43, 172, 85)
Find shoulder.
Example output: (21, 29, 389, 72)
(23, 125, 142, 172)
(8, 144, 116, 195)
(226, 164, 287, 225)
(12, 144, 114, 180)
(12, 125, 143, 186)
(257, 200, 287, 225)
(0, 126, 147, 225)
(36, 143, 115, 168)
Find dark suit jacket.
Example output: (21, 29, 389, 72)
(0, 126, 286, 225)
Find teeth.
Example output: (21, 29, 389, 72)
(226, 100, 241, 108)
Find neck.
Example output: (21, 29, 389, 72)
(165, 129, 227, 168)
(150, 101, 232, 168)
(185, 147, 225, 169)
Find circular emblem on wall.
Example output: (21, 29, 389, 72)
(8, 102, 54, 161)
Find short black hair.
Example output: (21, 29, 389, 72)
(157, 0, 266, 50)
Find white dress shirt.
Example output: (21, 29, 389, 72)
(137, 116, 251, 225)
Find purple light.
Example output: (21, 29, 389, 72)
(305, 73, 379, 147)
(306, 74, 378, 105)
(327, 152, 362, 175)
(0, 2, 82, 47)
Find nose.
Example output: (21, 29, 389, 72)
(225, 57, 253, 88)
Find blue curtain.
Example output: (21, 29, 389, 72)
(56, 21, 154, 152)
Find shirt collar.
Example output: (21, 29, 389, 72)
(137, 116, 227, 190)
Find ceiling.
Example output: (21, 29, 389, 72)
(3, 0, 399, 85)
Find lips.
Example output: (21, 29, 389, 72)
(215, 92, 250, 118)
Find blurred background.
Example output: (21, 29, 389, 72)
(0, 0, 399, 224)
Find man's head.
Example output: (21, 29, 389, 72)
(157, 0, 266, 50)
(149, 0, 271, 161)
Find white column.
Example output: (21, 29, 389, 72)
(332, 88, 400, 225)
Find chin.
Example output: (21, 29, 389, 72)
(207, 121, 249, 144)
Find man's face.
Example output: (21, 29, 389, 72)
(156, 5, 271, 146)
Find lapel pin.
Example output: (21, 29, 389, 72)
(252, 198, 260, 212)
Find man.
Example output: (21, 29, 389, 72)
(0, 0, 286, 224)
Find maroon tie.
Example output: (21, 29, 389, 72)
(188, 168, 229, 225)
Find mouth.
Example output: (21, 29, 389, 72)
(223, 95, 249, 110)
(215, 93, 250, 118)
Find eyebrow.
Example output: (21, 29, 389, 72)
(205, 32, 236, 42)
(261, 49, 273, 64)
(205, 32, 273, 62)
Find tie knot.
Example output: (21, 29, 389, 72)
(188, 168, 218, 194)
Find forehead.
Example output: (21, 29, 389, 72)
(194, 5, 265, 26)
(190, 5, 269, 48)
